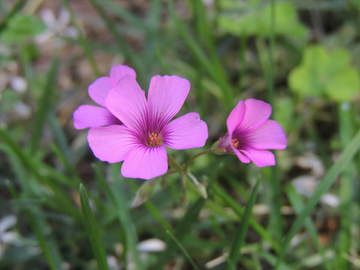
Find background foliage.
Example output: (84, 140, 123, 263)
(1, 0, 360, 269)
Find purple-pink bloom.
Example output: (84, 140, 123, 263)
(217, 98, 287, 167)
(73, 65, 136, 129)
(88, 75, 208, 180)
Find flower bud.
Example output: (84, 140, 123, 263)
(211, 134, 234, 155)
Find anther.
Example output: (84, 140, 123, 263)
(232, 138, 239, 148)
(148, 133, 162, 146)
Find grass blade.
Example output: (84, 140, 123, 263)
(166, 230, 200, 270)
(88, 0, 145, 83)
(47, 112, 71, 161)
(111, 166, 143, 269)
(286, 185, 331, 270)
(79, 184, 110, 270)
(0, 0, 27, 33)
(212, 182, 280, 253)
(61, 0, 101, 77)
(338, 102, 355, 269)
(167, 0, 234, 107)
(30, 57, 59, 154)
(153, 198, 205, 269)
(274, 128, 360, 269)
(6, 182, 64, 270)
(225, 178, 260, 270)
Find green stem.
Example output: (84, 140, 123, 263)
(238, 33, 247, 90)
(183, 149, 213, 172)
(267, 0, 283, 244)
(338, 102, 354, 269)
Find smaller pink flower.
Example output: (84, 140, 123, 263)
(215, 98, 287, 167)
(73, 65, 136, 129)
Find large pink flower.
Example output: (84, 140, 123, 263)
(217, 98, 287, 167)
(73, 65, 136, 129)
(88, 75, 208, 179)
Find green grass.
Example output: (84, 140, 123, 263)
(1, 0, 360, 269)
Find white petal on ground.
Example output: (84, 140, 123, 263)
(137, 238, 166, 252)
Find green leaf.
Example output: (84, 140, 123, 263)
(325, 49, 350, 74)
(288, 66, 322, 97)
(0, 0, 27, 33)
(0, 14, 46, 43)
(261, 3, 307, 37)
(324, 67, 360, 102)
(274, 97, 294, 133)
(79, 184, 110, 270)
(289, 45, 360, 102)
(218, 2, 306, 37)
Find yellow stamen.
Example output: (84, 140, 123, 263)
(232, 138, 239, 148)
(149, 132, 162, 146)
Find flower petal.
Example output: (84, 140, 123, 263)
(105, 75, 148, 134)
(237, 99, 272, 132)
(110, 65, 136, 86)
(148, 75, 190, 130)
(88, 125, 139, 163)
(227, 100, 246, 135)
(73, 105, 120, 129)
(247, 120, 287, 149)
(88, 77, 112, 107)
(121, 145, 168, 180)
(241, 148, 275, 167)
(233, 147, 251, 163)
(163, 112, 208, 149)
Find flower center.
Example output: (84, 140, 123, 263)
(232, 138, 240, 148)
(148, 132, 162, 147)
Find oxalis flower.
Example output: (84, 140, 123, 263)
(73, 65, 136, 129)
(213, 98, 287, 167)
(88, 75, 208, 179)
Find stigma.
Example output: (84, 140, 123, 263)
(232, 138, 239, 148)
(148, 132, 162, 146)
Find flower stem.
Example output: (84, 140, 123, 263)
(167, 154, 183, 172)
(183, 149, 213, 172)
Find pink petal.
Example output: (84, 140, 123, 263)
(247, 120, 287, 149)
(227, 100, 246, 135)
(163, 112, 208, 150)
(73, 105, 120, 129)
(147, 75, 190, 129)
(88, 125, 139, 163)
(105, 75, 148, 134)
(241, 148, 275, 167)
(110, 65, 136, 87)
(121, 145, 168, 180)
(237, 99, 272, 132)
(88, 77, 112, 107)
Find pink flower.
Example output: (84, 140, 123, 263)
(215, 99, 287, 167)
(73, 65, 136, 129)
(88, 75, 208, 179)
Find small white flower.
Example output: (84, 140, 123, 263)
(35, 8, 78, 46)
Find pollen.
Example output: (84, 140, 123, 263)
(232, 138, 239, 148)
(149, 132, 162, 146)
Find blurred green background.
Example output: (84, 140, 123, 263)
(1, 0, 360, 269)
